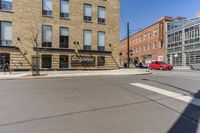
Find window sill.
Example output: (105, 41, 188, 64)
(0, 10, 13, 13)
(42, 15, 53, 18)
(98, 22, 106, 25)
(60, 17, 70, 20)
(84, 20, 93, 23)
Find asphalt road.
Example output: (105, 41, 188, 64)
(0, 70, 199, 133)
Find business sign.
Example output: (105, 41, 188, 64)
(71, 56, 96, 67)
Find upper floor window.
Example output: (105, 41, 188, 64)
(60, 27, 69, 48)
(84, 4, 92, 22)
(43, 0, 52, 16)
(0, 22, 12, 46)
(60, 0, 69, 19)
(0, 0, 12, 11)
(98, 6, 105, 24)
(83, 30, 92, 50)
(42, 25, 52, 47)
(98, 31, 105, 51)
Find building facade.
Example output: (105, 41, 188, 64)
(166, 16, 200, 66)
(0, 0, 120, 71)
(120, 17, 173, 66)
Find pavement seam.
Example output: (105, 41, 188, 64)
(0, 100, 152, 128)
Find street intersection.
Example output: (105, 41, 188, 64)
(0, 70, 199, 133)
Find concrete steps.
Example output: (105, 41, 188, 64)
(10, 52, 32, 70)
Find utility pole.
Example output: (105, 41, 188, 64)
(127, 22, 130, 68)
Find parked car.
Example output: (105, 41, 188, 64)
(149, 61, 173, 70)
(190, 60, 200, 70)
(135, 62, 148, 69)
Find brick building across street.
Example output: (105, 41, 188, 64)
(120, 16, 173, 66)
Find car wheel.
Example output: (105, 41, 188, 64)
(167, 67, 172, 71)
(159, 66, 163, 70)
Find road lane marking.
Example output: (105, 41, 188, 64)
(130, 83, 200, 107)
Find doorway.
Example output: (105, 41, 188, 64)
(0, 53, 10, 70)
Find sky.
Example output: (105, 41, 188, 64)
(120, 0, 200, 40)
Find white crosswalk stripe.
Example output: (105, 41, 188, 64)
(130, 83, 200, 107)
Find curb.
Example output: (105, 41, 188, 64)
(0, 71, 152, 80)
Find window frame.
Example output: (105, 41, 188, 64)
(42, 0, 53, 17)
(83, 3, 92, 22)
(59, 27, 69, 48)
(98, 6, 105, 24)
(42, 25, 52, 48)
(0, 0, 13, 11)
(97, 31, 105, 51)
(83, 30, 92, 50)
(60, 0, 69, 19)
(0, 21, 12, 46)
(41, 55, 52, 69)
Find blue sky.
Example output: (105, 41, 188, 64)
(120, 0, 200, 40)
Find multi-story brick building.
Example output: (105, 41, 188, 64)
(0, 0, 120, 71)
(120, 16, 173, 66)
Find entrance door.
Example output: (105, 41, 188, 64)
(59, 55, 68, 69)
(0, 53, 10, 70)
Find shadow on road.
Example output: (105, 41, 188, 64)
(168, 90, 200, 133)
(141, 78, 200, 133)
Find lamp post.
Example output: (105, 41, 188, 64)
(127, 22, 130, 68)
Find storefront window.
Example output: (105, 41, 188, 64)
(97, 56, 105, 66)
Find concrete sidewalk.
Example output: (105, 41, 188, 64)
(0, 69, 152, 80)
(173, 66, 190, 70)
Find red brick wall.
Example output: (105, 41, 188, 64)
(120, 17, 173, 66)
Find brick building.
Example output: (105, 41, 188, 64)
(0, 0, 120, 71)
(120, 16, 173, 66)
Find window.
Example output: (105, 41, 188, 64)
(42, 55, 52, 69)
(153, 42, 157, 49)
(83, 30, 92, 50)
(60, 27, 69, 48)
(159, 41, 163, 48)
(42, 25, 52, 47)
(43, 0, 52, 16)
(60, 0, 69, 19)
(139, 46, 142, 52)
(98, 7, 105, 24)
(84, 4, 92, 22)
(98, 31, 105, 51)
(97, 56, 105, 66)
(0, 0, 12, 11)
(59, 55, 68, 68)
(0, 22, 12, 46)
(148, 44, 151, 50)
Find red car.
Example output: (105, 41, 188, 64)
(149, 61, 173, 70)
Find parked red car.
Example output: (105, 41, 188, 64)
(149, 61, 173, 70)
